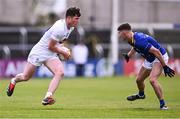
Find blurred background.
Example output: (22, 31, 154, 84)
(0, 0, 180, 78)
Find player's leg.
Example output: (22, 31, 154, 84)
(149, 62, 168, 109)
(42, 57, 64, 105)
(7, 62, 36, 96)
(127, 66, 151, 101)
(136, 66, 151, 94)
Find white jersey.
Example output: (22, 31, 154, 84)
(28, 19, 74, 66)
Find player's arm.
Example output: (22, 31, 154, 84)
(128, 47, 136, 57)
(149, 46, 175, 77)
(149, 46, 166, 67)
(144, 35, 166, 66)
(48, 39, 70, 59)
(122, 47, 136, 62)
(48, 23, 71, 59)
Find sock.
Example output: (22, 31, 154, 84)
(45, 92, 52, 98)
(11, 78, 16, 85)
(138, 91, 144, 96)
(160, 99, 165, 107)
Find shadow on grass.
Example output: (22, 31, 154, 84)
(22, 107, 159, 111)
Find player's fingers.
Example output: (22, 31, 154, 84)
(170, 72, 175, 77)
(126, 58, 129, 62)
(167, 73, 172, 78)
(170, 70, 175, 74)
(171, 70, 175, 75)
(65, 51, 71, 59)
(168, 67, 175, 73)
(169, 73, 174, 77)
(169, 70, 175, 77)
(66, 55, 70, 60)
(125, 59, 128, 62)
(68, 53, 71, 58)
(168, 72, 175, 77)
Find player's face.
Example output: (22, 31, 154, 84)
(118, 30, 131, 42)
(118, 31, 128, 41)
(70, 16, 80, 27)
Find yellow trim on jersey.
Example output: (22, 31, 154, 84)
(130, 37, 134, 45)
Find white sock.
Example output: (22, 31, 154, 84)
(45, 92, 52, 98)
(11, 78, 16, 85)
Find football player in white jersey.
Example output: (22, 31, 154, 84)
(7, 7, 81, 105)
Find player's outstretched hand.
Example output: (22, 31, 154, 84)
(122, 53, 129, 62)
(163, 65, 175, 78)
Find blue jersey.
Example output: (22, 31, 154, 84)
(132, 32, 166, 62)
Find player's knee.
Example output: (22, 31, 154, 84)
(54, 70, 64, 79)
(149, 78, 157, 85)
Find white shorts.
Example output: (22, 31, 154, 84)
(142, 53, 169, 70)
(27, 54, 59, 66)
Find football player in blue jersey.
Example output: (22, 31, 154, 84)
(117, 23, 175, 110)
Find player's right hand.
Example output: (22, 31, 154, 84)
(122, 53, 129, 62)
(163, 65, 175, 78)
(64, 51, 71, 60)
(58, 46, 71, 61)
(62, 49, 71, 60)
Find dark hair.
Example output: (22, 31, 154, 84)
(117, 23, 131, 31)
(66, 7, 81, 17)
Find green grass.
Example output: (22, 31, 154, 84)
(0, 76, 180, 118)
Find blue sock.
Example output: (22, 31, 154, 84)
(160, 99, 165, 107)
(138, 91, 144, 96)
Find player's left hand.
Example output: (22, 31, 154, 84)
(122, 53, 129, 62)
(163, 65, 175, 78)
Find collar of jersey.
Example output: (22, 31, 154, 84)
(63, 19, 74, 31)
(129, 37, 135, 46)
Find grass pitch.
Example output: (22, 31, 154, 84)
(0, 76, 180, 118)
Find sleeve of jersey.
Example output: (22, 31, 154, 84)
(50, 24, 64, 42)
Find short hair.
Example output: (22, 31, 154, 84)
(117, 23, 131, 31)
(66, 7, 81, 17)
